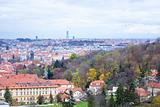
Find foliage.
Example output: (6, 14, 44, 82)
(37, 95, 44, 105)
(54, 60, 63, 68)
(87, 92, 95, 107)
(47, 68, 53, 79)
(116, 84, 125, 105)
(87, 68, 97, 81)
(99, 73, 105, 80)
(49, 93, 54, 104)
(70, 53, 78, 60)
(109, 93, 116, 107)
(152, 96, 160, 104)
(56, 94, 61, 103)
(71, 70, 81, 87)
(115, 83, 139, 106)
(62, 91, 75, 107)
(4, 87, 12, 104)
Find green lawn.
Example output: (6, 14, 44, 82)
(36, 102, 88, 107)
(74, 102, 88, 107)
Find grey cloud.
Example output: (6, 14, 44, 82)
(0, 0, 160, 39)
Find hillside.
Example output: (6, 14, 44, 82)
(63, 39, 160, 89)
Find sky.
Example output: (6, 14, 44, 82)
(0, 0, 160, 39)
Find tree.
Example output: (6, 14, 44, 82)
(87, 68, 97, 81)
(152, 96, 160, 104)
(156, 63, 160, 82)
(49, 93, 54, 104)
(37, 95, 44, 105)
(109, 93, 115, 107)
(62, 91, 75, 107)
(87, 92, 95, 107)
(70, 53, 78, 60)
(54, 60, 62, 68)
(126, 82, 139, 104)
(4, 87, 12, 104)
(71, 70, 81, 87)
(56, 94, 61, 103)
(116, 84, 125, 105)
(47, 68, 53, 79)
(68, 90, 75, 107)
(99, 73, 105, 80)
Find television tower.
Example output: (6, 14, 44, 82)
(66, 31, 69, 39)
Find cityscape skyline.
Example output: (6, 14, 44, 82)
(0, 0, 160, 39)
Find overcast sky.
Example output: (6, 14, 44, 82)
(0, 0, 160, 39)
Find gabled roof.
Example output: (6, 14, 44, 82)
(0, 74, 58, 89)
(148, 81, 160, 88)
(90, 80, 104, 87)
(135, 87, 150, 97)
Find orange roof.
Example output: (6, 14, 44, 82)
(49, 79, 74, 85)
(72, 88, 83, 93)
(135, 87, 150, 97)
(148, 81, 160, 88)
(90, 80, 104, 87)
(150, 70, 158, 77)
(0, 62, 15, 73)
(0, 74, 58, 89)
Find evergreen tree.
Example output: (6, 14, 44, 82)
(125, 82, 139, 104)
(109, 93, 115, 107)
(47, 68, 53, 79)
(37, 95, 44, 105)
(54, 60, 62, 68)
(49, 93, 54, 103)
(116, 84, 125, 105)
(4, 87, 12, 104)
(156, 63, 160, 82)
(87, 92, 95, 107)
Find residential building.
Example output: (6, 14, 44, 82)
(135, 87, 150, 102)
(107, 86, 118, 96)
(89, 80, 104, 95)
(0, 74, 75, 104)
(147, 81, 160, 97)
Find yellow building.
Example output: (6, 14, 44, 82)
(0, 74, 74, 104)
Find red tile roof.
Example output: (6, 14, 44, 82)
(150, 69, 158, 77)
(49, 79, 74, 85)
(148, 81, 160, 88)
(90, 80, 104, 88)
(72, 88, 83, 93)
(0, 62, 15, 74)
(135, 87, 150, 97)
(0, 74, 58, 89)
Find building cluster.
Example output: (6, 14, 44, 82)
(0, 74, 84, 104)
(135, 68, 160, 102)
(0, 39, 150, 65)
(0, 38, 157, 105)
